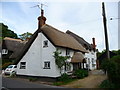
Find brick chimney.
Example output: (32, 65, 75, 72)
(92, 38, 96, 51)
(38, 9, 46, 29)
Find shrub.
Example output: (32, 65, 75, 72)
(74, 69, 88, 79)
(101, 56, 120, 87)
(58, 73, 71, 82)
(99, 80, 115, 88)
(2, 62, 13, 70)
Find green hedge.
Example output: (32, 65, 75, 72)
(99, 80, 115, 88)
(74, 69, 88, 79)
(58, 73, 71, 82)
(101, 55, 120, 88)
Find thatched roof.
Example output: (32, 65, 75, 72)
(15, 24, 87, 64)
(71, 52, 84, 63)
(2, 37, 26, 59)
(66, 30, 93, 50)
(41, 24, 87, 52)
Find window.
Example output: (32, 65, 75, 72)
(66, 49, 70, 56)
(92, 58, 94, 64)
(44, 62, 50, 69)
(43, 40, 48, 47)
(20, 62, 26, 69)
(65, 62, 71, 71)
(2, 49, 8, 54)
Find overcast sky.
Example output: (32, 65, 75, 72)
(0, 0, 119, 52)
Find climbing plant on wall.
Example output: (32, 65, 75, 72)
(53, 49, 70, 74)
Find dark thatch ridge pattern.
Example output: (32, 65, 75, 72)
(66, 30, 93, 50)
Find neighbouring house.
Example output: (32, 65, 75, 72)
(66, 31, 97, 70)
(15, 9, 88, 78)
(2, 37, 27, 62)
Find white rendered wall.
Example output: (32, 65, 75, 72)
(84, 50, 97, 70)
(56, 47, 74, 74)
(17, 33, 61, 77)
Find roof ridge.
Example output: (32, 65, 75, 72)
(41, 24, 66, 34)
(4, 37, 22, 42)
(66, 30, 91, 45)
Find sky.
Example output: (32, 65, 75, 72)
(0, 0, 119, 52)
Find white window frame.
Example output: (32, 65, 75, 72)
(2, 49, 8, 54)
(20, 62, 26, 69)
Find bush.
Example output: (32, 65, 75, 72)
(74, 69, 88, 79)
(99, 80, 115, 88)
(2, 62, 13, 70)
(58, 73, 71, 82)
(101, 56, 120, 87)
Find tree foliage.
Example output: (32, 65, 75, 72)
(0, 23, 18, 39)
(19, 32, 32, 40)
(101, 54, 120, 88)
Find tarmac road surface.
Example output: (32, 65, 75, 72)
(2, 77, 64, 89)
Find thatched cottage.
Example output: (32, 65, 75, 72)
(15, 9, 97, 78)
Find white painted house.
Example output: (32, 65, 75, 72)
(15, 9, 88, 78)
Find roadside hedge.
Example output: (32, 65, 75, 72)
(100, 55, 120, 88)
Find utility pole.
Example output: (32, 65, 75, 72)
(102, 2, 110, 59)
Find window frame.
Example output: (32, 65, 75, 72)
(43, 40, 48, 48)
(20, 62, 26, 69)
(44, 61, 50, 69)
(66, 49, 70, 56)
(2, 49, 8, 54)
(65, 62, 71, 71)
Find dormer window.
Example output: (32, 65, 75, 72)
(43, 40, 48, 47)
(2, 49, 8, 54)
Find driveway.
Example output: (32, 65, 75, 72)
(2, 77, 64, 89)
(62, 70, 107, 88)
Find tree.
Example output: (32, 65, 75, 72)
(19, 32, 32, 40)
(0, 23, 18, 39)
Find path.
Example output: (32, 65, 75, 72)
(62, 70, 107, 88)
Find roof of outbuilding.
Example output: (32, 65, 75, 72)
(15, 24, 87, 64)
(71, 52, 84, 63)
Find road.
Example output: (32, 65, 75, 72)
(2, 77, 64, 89)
